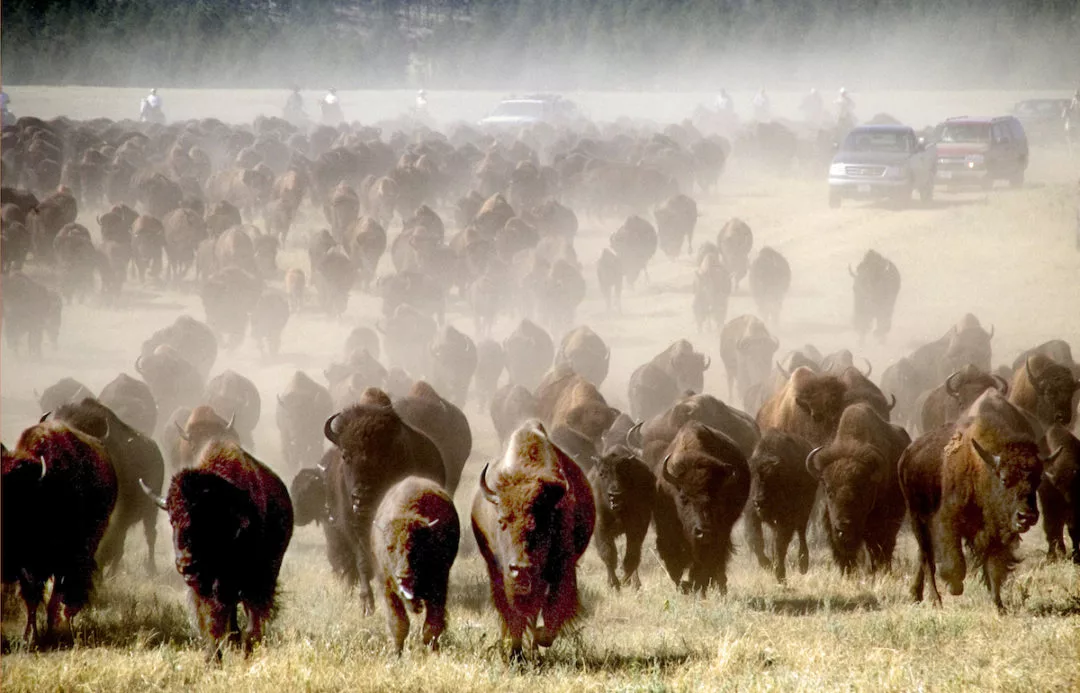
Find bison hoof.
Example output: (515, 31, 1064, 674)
(534, 626, 557, 648)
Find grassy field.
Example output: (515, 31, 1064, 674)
(2, 87, 1079, 691)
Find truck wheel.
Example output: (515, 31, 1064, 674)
(828, 190, 841, 208)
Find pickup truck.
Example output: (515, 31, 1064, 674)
(827, 125, 936, 208)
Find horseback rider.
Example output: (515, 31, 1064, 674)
(801, 88, 825, 127)
(284, 86, 306, 123)
(321, 87, 343, 126)
(140, 88, 165, 124)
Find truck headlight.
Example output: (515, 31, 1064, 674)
(828, 163, 846, 176)
(965, 154, 984, 168)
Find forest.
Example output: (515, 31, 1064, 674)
(2, 0, 1079, 89)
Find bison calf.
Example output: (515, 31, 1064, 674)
(1039, 424, 1080, 563)
(588, 445, 655, 589)
(372, 477, 460, 654)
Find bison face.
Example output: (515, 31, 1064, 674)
(662, 454, 730, 555)
(818, 452, 882, 561)
(565, 403, 619, 443)
(1027, 360, 1079, 427)
(974, 439, 1047, 534)
(794, 378, 846, 437)
(593, 449, 638, 513)
(749, 458, 786, 524)
(484, 473, 567, 600)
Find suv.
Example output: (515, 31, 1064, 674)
(478, 94, 582, 127)
(933, 116, 1028, 188)
(827, 125, 935, 208)
(1011, 98, 1070, 144)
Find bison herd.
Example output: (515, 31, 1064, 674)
(1, 109, 1078, 663)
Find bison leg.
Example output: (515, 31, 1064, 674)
(937, 526, 967, 597)
(536, 564, 579, 648)
(796, 526, 810, 575)
(909, 516, 941, 606)
(772, 524, 796, 584)
(421, 601, 446, 652)
(194, 594, 232, 663)
(622, 522, 648, 590)
(19, 575, 43, 644)
(382, 582, 410, 654)
(743, 508, 771, 572)
(143, 513, 158, 575)
(983, 550, 1012, 613)
(1039, 486, 1067, 560)
(594, 523, 621, 590)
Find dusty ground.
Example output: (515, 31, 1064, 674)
(1, 88, 1079, 692)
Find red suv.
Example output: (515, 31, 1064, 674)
(933, 116, 1029, 188)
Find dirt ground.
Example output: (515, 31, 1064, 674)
(1, 88, 1079, 692)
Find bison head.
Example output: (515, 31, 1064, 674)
(290, 465, 328, 527)
(592, 446, 646, 514)
(807, 442, 884, 570)
(793, 373, 847, 440)
(945, 365, 1006, 411)
(971, 437, 1058, 534)
(1025, 357, 1079, 427)
(661, 452, 732, 556)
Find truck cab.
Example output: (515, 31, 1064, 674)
(827, 125, 935, 208)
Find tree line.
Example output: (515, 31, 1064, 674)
(2, 0, 1077, 88)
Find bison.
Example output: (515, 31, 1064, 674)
(490, 384, 540, 449)
(2, 420, 117, 644)
(142, 438, 293, 659)
(653, 421, 750, 595)
(1039, 424, 1080, 562)
(393, 381, 473, 496)
(472, 420, 595, 658)
(587, 445, 655, 589)
(850, 249, 901, 343)
(276, 371, 334, 471)
(757, 366, 847, 446)
(503, 319, 554, 392)
(717, 218, 752, 290)
(554, 325, 611, 388)
(1008, 353, 1079, 429)
(371, 476, 460, 653)
(748, 246, 791, 325)
(719, 314, 779, 407)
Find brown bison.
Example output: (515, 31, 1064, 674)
(324, 390, 446, 613)
(554, 325, 611, 388)
(900, 390, 1058, 610)
(428, 325, 477, 408)
(609, 215, 657, 287)
(1039, 424, 1079, 562)
(717, 218, 753, 290)
(630, 392, 760, 467)
(917, 365, 1007, 434)
(173, 404, 240, 472)
(654, 193, 698, 258)
(202, 370, 261, 449)
(748, 246, 791, 325)
(806, 403, 909, 573)
(276, 371, 334, 471)
(757, 367, 847, 446)
(850, 249, 901, 343)
(2, 420, 117, 644)
(1008, 353, 1079, 428)
(393, 381, 473, 496)
(472, 420, 595, 658)
(743, 430, 816, 583)
(838, 365, 897, 421)
(98, 373, 158, 438)
(653, 421, 750, 595)
(536, 366, 619, 450)
(490, 384, 540, 449)
(692, 243, 731, 333)
(371, 476, 460, 653)
(142, 438, 293, 660)
(587, 445, 655, 589)
(719, 314, 779, 406)
(503, 318, 554, 392)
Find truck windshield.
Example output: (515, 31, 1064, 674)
(840, 131, 912, 153)
(939, 123, 990, 143)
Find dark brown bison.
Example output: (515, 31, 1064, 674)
(1039, 424, 1079, 562)
(371, 476, 460, 653)
(587, 445, 655, 589)
(653, 421, 750, 595)
(37, 377, 94, 414)
(142, 438, 293, 660)
(837, 365, 897, 421)
(250, 290, 289, 356)
(609, 215, 657, 287)
(536, 367, 620, 450)
(692, 243, 731, 333)
(806, 403, 909, 573)
(554, 325, 611, 388)
(908, 313, 995, 393)
(472, 420, 595, 658)
(393, 381, 473, 496)
(2, 420, 117, 644)
(1008, 354, 1079, 428)
(719, 314, 779, 406)
(503, 319, 554, 392)
(49, 399, 165, 575)
(717, 217, 753, 290)
(744, 430, 816, 583)
(748, 246, 791, 325)
(202, 370, 261, 449)
(918, 365, 1006, 434)
(757, 367, 847, 446)
(630, 392, 761, 467)
(136, 346, 205, 432)
(276, 371, 334, 471)
(490, 384, 540, 449)
(900, 390, 1057, 610)
(428, 325, 477, 408)
(4, 272, 59, 356)
(653, 339, 711, 394)
(596, 248, 623, 312)
(880, 356, 921, 429)
(654, 193, 697, 258)
(1010, 339, 1075, 373)
(850, 249, 901, 343)
(97, 373, 158, 438)
(141, 315, 218, 381)
(324, 390, 446, 613)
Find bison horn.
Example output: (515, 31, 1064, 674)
(992, 374, 1009, 395)
(324, 413, 342, 445)
(1025, 357, 1042, 394)
(660, 454, 679, 487)
(944, 370, 962, 399)
(135, 355, 145, 373)
(138, 478, 168, 510)
(887, 393, 897, 411)
(39, 411, 51, 423)
(848, 264, 856, 278)
(775, 360, 791, 380)
(702, 355, 711, 370)
(226, 412, 236, 430)
(860, 357, 872, 378)
(479, 463, 499, 505)
(174, 421, 191, 442)
(39, 455, 48, 480)
(426, 518, 439, 529)
(1040, 446, 1064, 465)
(625, 421, 644, 450)
(805, 446, 824, 478)
(987, 325, 994, 339)
(970, 438, 1001, 470)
